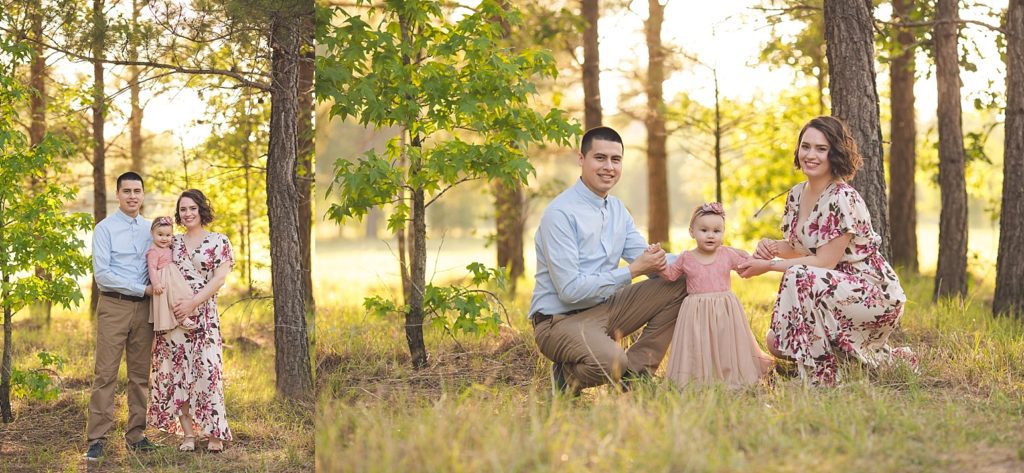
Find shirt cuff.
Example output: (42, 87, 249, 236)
(130, 282, 147, 297)
(612, 266, 632, 285)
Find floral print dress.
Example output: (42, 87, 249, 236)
(147, 232, 234, 440)
(770, 181, 908, 386)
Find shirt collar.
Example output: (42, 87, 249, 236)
(114, 208, 144, 225)
(572, 178, 607, 209)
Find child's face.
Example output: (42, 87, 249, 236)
(689, 214, 725, 253)
(152, 225, 173, 248)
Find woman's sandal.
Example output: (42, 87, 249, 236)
(207, 439, 224, 454)
(179, 436, 196, 452)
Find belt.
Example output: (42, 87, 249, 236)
(531, 307, 588, 327)
(100, 291, 148, 302)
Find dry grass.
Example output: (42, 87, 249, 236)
(0, 295, 313, 472)
(316, 236, 1024, 473)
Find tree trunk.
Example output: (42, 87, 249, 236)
(933, 0, 969, 300)
(994, 0, 1024, 316)
(582, 0, 602, 129)
(713, 69, 722, 203)
(494, 180, 525, 291)
(267, 9, 313, 399)
(645, 0, 669, 246)
(90, 0, 107, 314)
(29, 1, 52, 323)
(823, 0, 891, 260)
(408, 179, 428, 369)
(490, 0, 525, 292)
(296, 12, 315, 316)
(888, 0, 919, 273)
(1, 303, 12, 423)
(129, 0, 144, 175)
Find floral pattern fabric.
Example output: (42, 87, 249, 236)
(147, 232, 234, 440)
(771, 182, 908, 386)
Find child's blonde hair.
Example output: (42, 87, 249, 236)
(689, 202, 725, 228)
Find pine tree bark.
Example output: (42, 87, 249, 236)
(90, 0, 107, 313)
(889, 0, 919, 272)
(494, 180, 525, 291)
(823, 0, 891, 260)
(129, 0, 144, 175)
(582, 0, 602, 129)
(933, 0, 969, 300)
(994, 0, 1024, 316)
(296, 12, 315, 316)
(268, 7, 313, 399)
(29, 0, 52, 322)
(490, 0, 526, 291)
(645, 0, 669, 246)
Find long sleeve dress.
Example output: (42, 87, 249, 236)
(147, 233, 234, 441)
(659, 247, 774, 388)
(771, 181, 909, 386)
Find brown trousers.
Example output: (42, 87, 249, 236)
(87, 295, 153, 444)
(533, 276, 687, 389)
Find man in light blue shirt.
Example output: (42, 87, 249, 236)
(85, 172, 158, 460)
(531, 127, 687, 395)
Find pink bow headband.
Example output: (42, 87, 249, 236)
(151, 216, 174, 230)
(695, 202, 725, 217)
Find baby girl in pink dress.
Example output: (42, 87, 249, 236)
(146, 217, 198, 332)
(657, 202, 774, 388)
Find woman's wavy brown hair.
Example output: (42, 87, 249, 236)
(792, 116, 863, 181)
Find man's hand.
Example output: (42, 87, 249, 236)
(753, 238, 779, 260)
(144, 284, 154, 296)
(629, 245, 666, 277)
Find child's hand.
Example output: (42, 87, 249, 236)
(646, 242, 662, 254)
(154, 284, 165, 295)
(737, 258, 771, 278)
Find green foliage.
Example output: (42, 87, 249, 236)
(363, 263, 509, 337)
(0, 34, 93, 316)
(11, 351, 65, 401)
(318, 0, 580, 229)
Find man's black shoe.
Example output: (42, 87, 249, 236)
(126, 437, 159, 452)
(550, 362, 583, 398)
(551, 362, 569, 394)
(84, 441, 104, 461)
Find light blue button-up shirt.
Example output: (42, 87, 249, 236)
(529, 178, 649, 318)
(93, 208, 152, 297)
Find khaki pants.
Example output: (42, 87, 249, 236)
(87, 295, 153, 444)
(533, 277, 687, 389)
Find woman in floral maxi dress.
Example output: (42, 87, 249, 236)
(148, 189, 233, 452)
(738, 116, 911, 386)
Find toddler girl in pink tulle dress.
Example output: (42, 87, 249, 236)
(657, 202, 774, 388)
(146, 217, 198, 332)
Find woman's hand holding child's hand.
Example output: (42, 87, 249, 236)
(753, 239, 778, 260)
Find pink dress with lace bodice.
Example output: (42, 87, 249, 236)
(658, 247, 773, 387)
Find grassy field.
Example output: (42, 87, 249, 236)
(1, 293, 313, 472)
(316, 235, 1024, 473)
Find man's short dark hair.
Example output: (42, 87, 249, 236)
(580, 126, 623, 155)
(116, 171, 145, 191)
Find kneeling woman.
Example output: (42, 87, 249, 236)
(148, 189, 234, 452)
(738, 116, 911, 386)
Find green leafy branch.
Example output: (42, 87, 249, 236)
(363, 263, 511, 345)
(11, 351, 66, 402)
